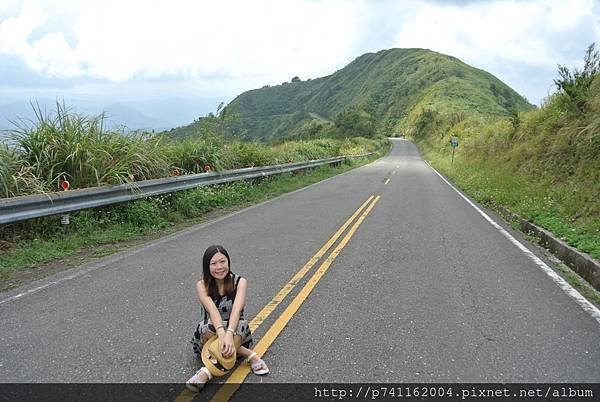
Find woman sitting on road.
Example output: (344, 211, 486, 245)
(187, 245, 269, 392)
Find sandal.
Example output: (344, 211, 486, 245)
(186, 366, 212, 392)
(246, 351, 269, 375)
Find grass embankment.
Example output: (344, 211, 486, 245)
(412, 75, 600, 263)
(0, 155, 383, 290)
(0, 102, 386, 197)
(412, 70, 600, 302)
(0, 102, 389, 290)
(0, 118, 388, 290)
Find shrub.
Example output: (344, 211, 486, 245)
(554, 43, 599, 114)
(9, 102, 168, 190)
(224, 141, 276, 168)
(164, 135, 226, 174)
(0, 142, 45, 197)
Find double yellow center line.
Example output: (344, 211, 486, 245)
(247, 194, 379, 333)
(175, 194, 380, 402)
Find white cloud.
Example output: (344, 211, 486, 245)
(0, 0, 21, 19)
(0, 1, 47, 54)
(393, 0, 598, 103)
(0, 0, 365, 84)
(0, 1, 84, 77)
(32, 32, 82, 76)
(398, 1, 556, 67)
(1, 0, 598, 105)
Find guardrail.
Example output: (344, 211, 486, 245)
(0, 154, 372, 225)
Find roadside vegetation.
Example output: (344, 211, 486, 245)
(411, 44, 600, 260)
(4, 43, 597, 289)
(0, 103, 387, 289)
(0, 155, 382, 290)
(170, 48, 531, 142)
(0, 102, 385, 198)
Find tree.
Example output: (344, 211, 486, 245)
(412, 108, 442, 139)
(508, 108, 520, 129)
(291, 76, 301, 83)
(554, 43, 599, 114)
(214, 102, 241, 138)
(334, 107, 376, 138)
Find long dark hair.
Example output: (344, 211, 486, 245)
(202, 245, 234, 299)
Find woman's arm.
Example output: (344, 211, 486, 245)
(196, 280, 226, 338)
(220, 277, 247, 357)
(226, 277, 247, 333)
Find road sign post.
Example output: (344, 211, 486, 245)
(450, 137, 459, 164)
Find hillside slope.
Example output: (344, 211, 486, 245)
(171, 48, 532, 141)
(417, 44, 600, 261)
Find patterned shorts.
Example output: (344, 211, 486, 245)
(191, 318, 252, 355)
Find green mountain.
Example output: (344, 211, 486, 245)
(171, 48, 533, 141)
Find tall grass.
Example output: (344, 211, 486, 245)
(274, 138, 339, 162)
(411, 72, 600, 259)
(0, 141, 45, 197)
(0, 144, 18, 197)
(0, 156, 381, 281)
(164, 133, 226, 174)
(223, 141, 277, 168)
(6, 102, 169, 193)
(0, 102, 386, 198)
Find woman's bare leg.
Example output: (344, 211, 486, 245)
(236, 339, 269, 371)
(195, 330, 216, 381)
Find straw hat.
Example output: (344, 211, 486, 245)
(201, 335, 241, 377)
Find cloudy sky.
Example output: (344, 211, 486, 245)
(1, 0, 599, 109)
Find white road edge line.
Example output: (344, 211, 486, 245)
(0, 276, 77, 306)
(424, 160, 600, 325)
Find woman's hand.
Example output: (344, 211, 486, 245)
(220, 331, 235, 357)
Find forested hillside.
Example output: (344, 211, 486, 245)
(420, 44, 600, 259)
(168, 48, 532, 142)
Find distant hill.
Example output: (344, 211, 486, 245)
(0, 100, 166, 133)
(169, 48, 533, 141)
(0, 97, 227, 137)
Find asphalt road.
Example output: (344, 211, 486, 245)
(1, 139, 599, 389)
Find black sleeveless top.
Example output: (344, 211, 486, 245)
(202, 273, 244, 321)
